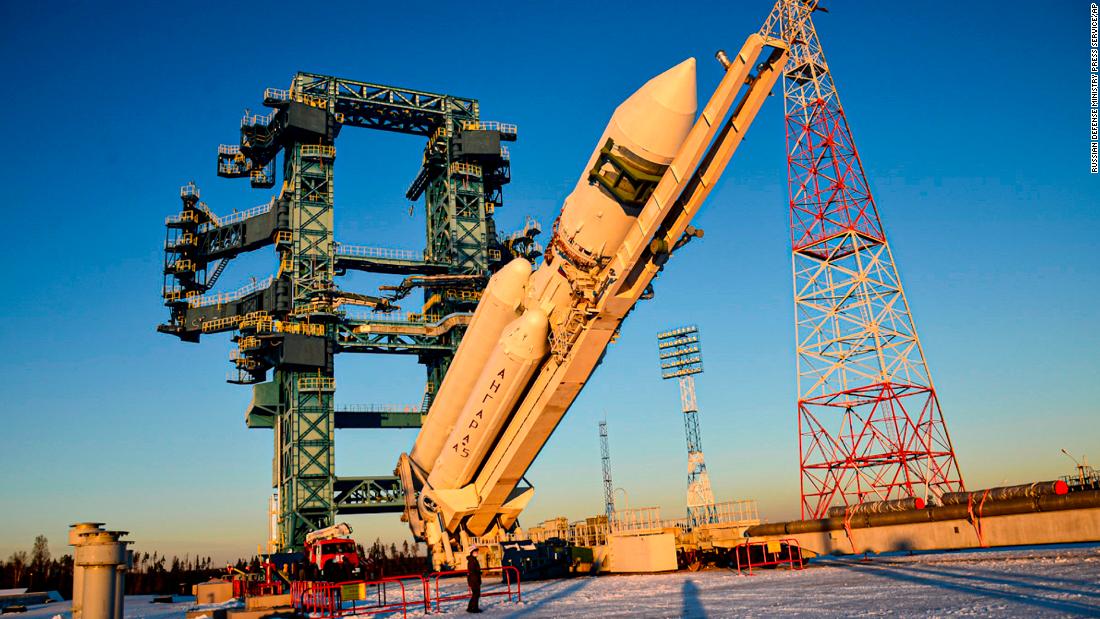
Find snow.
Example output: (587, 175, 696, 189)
(13, 544, 1100, 618)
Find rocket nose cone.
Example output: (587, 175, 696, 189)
(612, 57, 698, 162)
(501, 308, 550, 358)
(644, 57, 697, 116)
(489, 257, 533, 300)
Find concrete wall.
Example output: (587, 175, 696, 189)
(750, 507, 1100, 557)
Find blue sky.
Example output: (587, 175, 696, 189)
(1, 1, 1096, 562)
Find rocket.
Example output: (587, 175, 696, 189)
(398, 33, 789, 568)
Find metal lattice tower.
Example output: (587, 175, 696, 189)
(761, 1, 965, 519)
(658, 325, 715, 527)
(599, 419, 615, 518)
(160, 75, 541, 550)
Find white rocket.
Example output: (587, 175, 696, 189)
(398, 33, 789, 568)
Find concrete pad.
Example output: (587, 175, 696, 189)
(244, 594, 291, 611)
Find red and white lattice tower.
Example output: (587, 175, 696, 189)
(761, 1, 965, 518)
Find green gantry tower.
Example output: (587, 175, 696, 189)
(159, 73, 541, 550)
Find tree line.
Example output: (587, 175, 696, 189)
(1, 535, 428, 598)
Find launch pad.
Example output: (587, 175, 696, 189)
(154, 0, 1098, 584)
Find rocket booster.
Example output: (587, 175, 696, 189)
(410, 258, 532, 476)
(428, 309, 549, 490)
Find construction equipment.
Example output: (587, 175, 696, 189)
(397, 32, 789, 568)
(302, 523, 360, 581)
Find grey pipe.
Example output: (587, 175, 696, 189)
(746, 489, 1100, 537)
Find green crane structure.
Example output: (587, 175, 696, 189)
(158, 72, 541, 551)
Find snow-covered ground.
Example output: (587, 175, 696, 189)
(16, 544, 1100, 618)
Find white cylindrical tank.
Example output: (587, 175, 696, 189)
(75, 530, 127, 619)
(411, 258, 532, 474)
(428, 308, 549, 490)
(555, 57, 697, 266)
(69, 522, 105, 619)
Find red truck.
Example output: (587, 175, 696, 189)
(304, 523, 361, 581)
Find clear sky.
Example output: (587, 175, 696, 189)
(1, 1, 1096, 563)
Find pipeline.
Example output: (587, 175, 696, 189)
(940, 480, 1068, 506)
(745, 489, 1100, 537)
(826, 497, 925, 519)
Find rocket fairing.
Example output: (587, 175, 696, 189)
(554, 57, 698, 267)
(400, 33, 789, 568)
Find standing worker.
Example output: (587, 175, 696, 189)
(466, 546, 482, 613)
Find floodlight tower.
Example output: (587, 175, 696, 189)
(599, 419, 615, 518)
(657, 325, 715, 527)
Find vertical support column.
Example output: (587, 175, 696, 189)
(421, 111, 491, 411)
(113, 550, 131, 619)
(275, 142, 337, 551)
(69, 522, 105, 619)
(73, 529, 129, 619)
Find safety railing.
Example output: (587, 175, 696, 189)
(168, 258, 195, 273)
(180, 183, 200, 199)
(500, 145, 510, 160)
(733, 539, 805, 576)
(300, 144, 336, 158)
(291, 576, 429, 619)
(164, 233, 198, 250)
(431, 124, 451, 143)
(270, 321, 325, 337)
(334, 243, 421, 262)
(237, 336, 261, 351)
(188, 275, 274, 308)
(449, 162, 482, 177)
(236, 311, 271, 331)
(342, 310, 440, 324)
(200, 314, 244, 333)
(298, 376, 336, 391)
(264, 87, 291, 102)
(430, 566, 521, 613)
(461, 120, 518, 136)
(165, 210, 199, 225)
(218, 144, 241, 155)
(337, 403, 423, 414)
(711, 499, 760, 525)
(241, 109, 276, 128)
(610, 506, 665, 535)
(199, 199, 275, 231)
(194, 201, 220, 226)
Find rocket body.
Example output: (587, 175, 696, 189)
(397, 32, 788, 569)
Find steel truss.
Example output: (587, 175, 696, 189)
(160, 72, 529, 551)
(762, 0, 964, 519)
